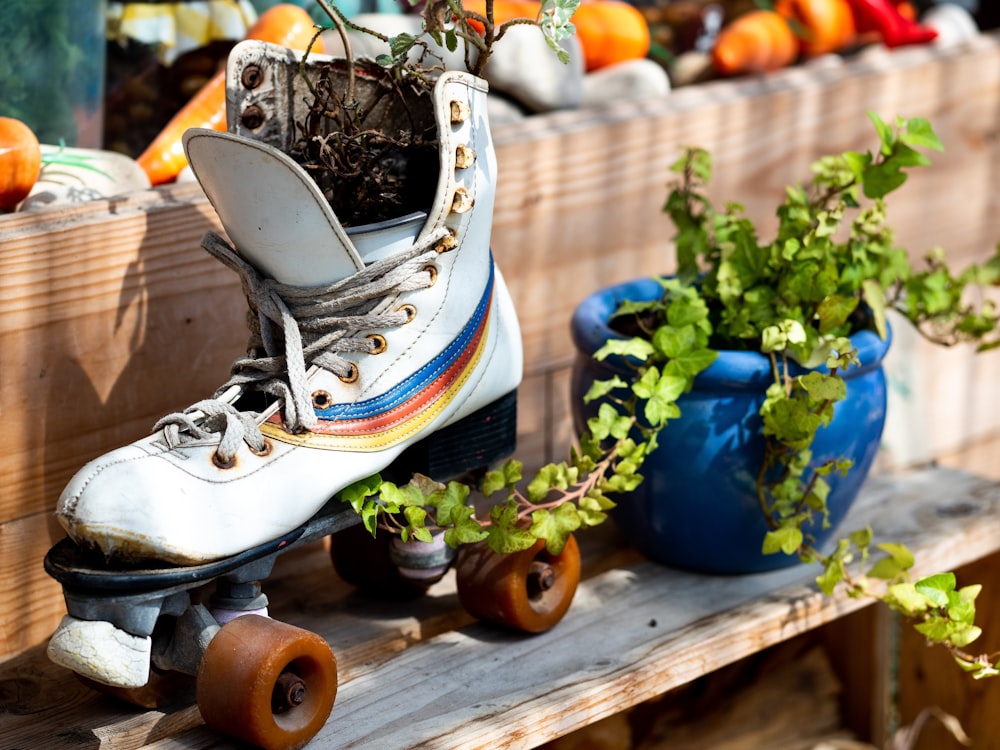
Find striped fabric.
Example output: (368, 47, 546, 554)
(107, 1, 258, 64)
(263, 263, 496, 452)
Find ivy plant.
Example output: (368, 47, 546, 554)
(342, 112, 1000, 680)
(595, 113, 1000, 679)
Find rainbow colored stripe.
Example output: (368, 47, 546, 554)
(262, 261, 494, 451)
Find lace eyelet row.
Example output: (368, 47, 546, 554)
(212, 437, 273, 470)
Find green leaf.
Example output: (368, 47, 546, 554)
(530, 503, 581, 554)
(863, 162, 907, 199)
(435, 481, 473, 526)
(337, 474, 383, 514)
(867, 557, 904, 580)
(443, 511, 489, 547)
(588, 402, 632, 441)
(762, 526, 803, 556)
(584, 375, 628, 403)
(886, 582, 929, 615)
(861, 278, 888, 339)
(595, 337, 655, 362)
(914, 617, 952, 642)
(948, 624, 982, 649)
(798, 371, 847, 402)
(816, 295, 859, 334)
(915, 572, 957, 607)
(876, 542, 915, 570)
(900, 116, 943, 152)
(486, 500, 536, 554)
(868, 111, 894, 154)
(816, 557, 845, 595)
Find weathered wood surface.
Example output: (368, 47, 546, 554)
(2, 32, 1000, 663)
(0, 467, 996, 749)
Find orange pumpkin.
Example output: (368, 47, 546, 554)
(462, 0, 650, 71)
(572, 0, 651, 71)
(711, 9, 798, 76)
(0, 116, 41, 211)
(462, 0, 540, 33)
(775, 0, 857, 57)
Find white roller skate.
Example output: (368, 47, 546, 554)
(46, 40, 523, 715)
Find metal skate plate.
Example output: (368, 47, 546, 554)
(44, 500, 360, 594)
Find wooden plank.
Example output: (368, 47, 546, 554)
(0, 467, 996, 750)
(0, 184, 243, 527)
(0, 512, 69, 660)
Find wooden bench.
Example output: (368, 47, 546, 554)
(0, 465, 997, 748)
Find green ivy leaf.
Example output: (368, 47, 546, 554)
(899, 116, 943, 152)
(762, 526, 803, 555)
(861, 278, 888, 339)
(530, 503, 581, 554)
(486, 499, 536, 554)
(798, 371, 847, 402)
(435, 480, 472, 526)
(886, 581, 929, 615)
(595, 337, 655, 362)
(915, 572, 957, 608)
(584, 375, 628, 403)
(337, 474, 383, 514)
(815, 295, 859, 334)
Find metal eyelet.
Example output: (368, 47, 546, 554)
(312, 390, 333, 410)
(212, 451, 237, 470)
(450, 99, 470, 123)
(451, 187, 473, 214)
(455, 144, 475, 169)
(367, 333, 388, 354)
(397, 303, 417, 323)
(435, 228, 458, 253)
(338, 363, 359, 384)
(249, 438, 274, 458)
(423, 264, 438, 285)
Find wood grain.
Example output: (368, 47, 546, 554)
(0, 467, 996, 749)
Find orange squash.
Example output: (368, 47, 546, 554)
(463, 0, 650, 71)
(0, 117, 41, 211)
(572, 0, 651, 71)
(775, 0, 856, 57)
(711, 9, 798, 76)
(137, 4, 325, 186)
(462, 0, 540, 32)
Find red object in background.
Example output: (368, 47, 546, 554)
(846, 0, 937, 46)
(893, 1, 918, 22)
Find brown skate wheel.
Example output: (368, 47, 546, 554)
(456, 534, 581, 633)
(330, 523, 429, 600)
(196, 615, 337, 750)
(78, 667, 194, 709)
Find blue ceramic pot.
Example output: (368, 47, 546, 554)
(570, 277, 892, 574)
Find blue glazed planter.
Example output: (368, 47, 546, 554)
(570, 277, 892, 574)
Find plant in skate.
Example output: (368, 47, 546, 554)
(290, 0, 578, 225)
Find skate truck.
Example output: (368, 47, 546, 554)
(44, 40, 583, 750)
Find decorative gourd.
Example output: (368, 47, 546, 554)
(775, 0, 857, 57)
(0, 116, 41, 211)
(463, 0, 650, 71)
(711, 9, 798, 75)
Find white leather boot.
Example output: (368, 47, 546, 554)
(55, 66, 522, 565)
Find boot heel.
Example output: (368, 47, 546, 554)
(387, 391, 518, 482)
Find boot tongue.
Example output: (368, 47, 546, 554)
(183, 129, 364, 287)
